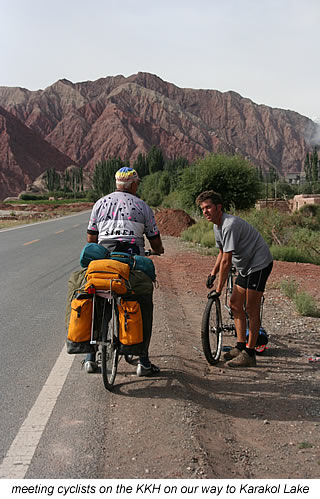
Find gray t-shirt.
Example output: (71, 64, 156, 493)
(214, 213, 273, 276)
(87, 191, 160, 255)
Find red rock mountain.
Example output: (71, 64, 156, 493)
(0, 106, 78, 200)
(0, 72, 318, 200)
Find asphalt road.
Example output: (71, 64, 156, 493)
(0, 211, 107, 478)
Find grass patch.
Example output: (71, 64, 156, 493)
(270, 246, 319, 264)
(0, 216, 52, 230)
(280, 278, 320, 317)
(298, 442, 313, 449)
(5, 199, 89, 205)
(181, 219, 216, 247)
(293, 292, 320, 317)
(280, 278, 299, 300)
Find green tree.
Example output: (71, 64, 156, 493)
(275, 181, 297, 199)
(133, 153, 149, 178)
(164, 156, 189, 190)
(312, 147, 319, 182)
(257, 165, 264, 181)
(64, 169, 70, 192)
(178, 154, 260, 210)
(79, 167, 84, 191)
(147, 145, 164, 174)
(138, 170, 170, 206)
(268, 166, 278, 184)
(45, 168, 60, 192)
(93, 157, 129, 196)
(304, 153, 312, 183)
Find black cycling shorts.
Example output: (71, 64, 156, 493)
(235, 261, 273, 292)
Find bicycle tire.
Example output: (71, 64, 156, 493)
(201, 298, 223, 365)
(255, 344, 267, 355)
(101, 300, 119, 391)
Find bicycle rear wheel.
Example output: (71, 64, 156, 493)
(101, 300, 119, 391)
(201, 298, 223, 365)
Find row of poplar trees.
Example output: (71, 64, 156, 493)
(304, 147, 319, 183)
(45, 167, 84, 193)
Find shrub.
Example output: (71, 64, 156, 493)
(139, 171, 170, 206)
(200, 230, 216, 248)
(270, 246, 316, 264)
(292, 205, 320, 231)
(280, 278, 299, 299)
(86, 190, 100, 202)
(178, 154, 260, 211)
(161, 191, 184, 210)
(239, 208, 292, 246)
(181, 219, 213, 244)
(20, 193, 49, 201)
(280, 278, 320, 317)
(298, 442, 313, 449)
(293, 292, 320, 317)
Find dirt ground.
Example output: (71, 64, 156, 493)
(153, 236, 320, 478)
(2, 204, 320, 478)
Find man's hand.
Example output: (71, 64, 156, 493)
(206, 274, 216, 289)
(208, 290, 221, 299)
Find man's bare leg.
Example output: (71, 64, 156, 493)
(226, 286, 262, 367)
(245, 289, 263, 349)
(230, 284, 247, 342)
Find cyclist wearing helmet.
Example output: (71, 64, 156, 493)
(197, 190, 273, 368)
(85, 167, 164, 376)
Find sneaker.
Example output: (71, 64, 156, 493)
(84, 360, 98, 373)
(136, 363, 160, 377)
(223, 346, 242, 361)
(226, 351, 256, 368)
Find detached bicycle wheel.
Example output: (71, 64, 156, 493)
(255, 344, 267, 355)
(101, 301, 119, 391)
(201, 298, 223, 365)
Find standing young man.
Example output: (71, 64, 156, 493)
(196, 191, 273, 367)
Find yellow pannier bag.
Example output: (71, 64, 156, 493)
(84, 277, 127, 295)
(118, 299, 143, 346)
(67, 296, 93, 345)
(85, 259, 130, 294)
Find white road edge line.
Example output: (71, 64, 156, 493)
(0, 210, 91, 232)
(0, 345, 74, 479)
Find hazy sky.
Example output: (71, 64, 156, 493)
(1, 0, 319, 119)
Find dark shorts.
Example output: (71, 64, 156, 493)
(235, 261, 273, 292)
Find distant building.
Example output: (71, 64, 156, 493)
(285, 172, 306, 184)
(291, 194, 320, 211)
(256, 194, 320, 213)
(255, 199, 291, 213)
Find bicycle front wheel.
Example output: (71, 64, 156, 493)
(101, 301, 119, 391)
(201, 298, 223, 365)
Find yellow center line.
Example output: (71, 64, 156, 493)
(55, 230, 65, 234)
(24, 239, 40, 246)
